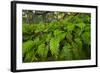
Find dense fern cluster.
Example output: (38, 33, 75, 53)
(22, 13, 91, 62)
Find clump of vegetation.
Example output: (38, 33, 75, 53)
(22, 10, 91, 62)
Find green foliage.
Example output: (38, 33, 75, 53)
(65, 32, 73, 43)
(74, 38, 82, 49)
(24, 50, 37, 62)
(36, 43, 48, 60)
(22, 12, 91, 62)
(22, 40, 34, 56)
(50, 38, 59, 59)
(67, 23, 75, 32)
(82, 31, 91, 45)
(22, 24, 34, 34)
(60, 43, 73, 60)
(35, 23, 45, 33)
(75, 23, 85, 29)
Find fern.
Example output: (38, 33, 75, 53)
(50, 38, 59, 59)
(22, 12, 91, 62)
(22, 40, 34, 55)
(36, 43, 48, 61)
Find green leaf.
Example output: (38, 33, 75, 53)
(50, 38, 59, 59)
(24, 50, 37, 62)
(33, 37, 42, 47)
(22, 24, 34, 34)
(81, 31, 90, 45)
(60, 43, 73, 60)
(73, 27, 82, 37)
(84, 25, 90, 32)
(74, 38, 82, 49)
(37, 43, 48, 59)
(35, 23, 45, 33)
(46, 33, 52, 42)
(67, 24, 75, 31)
(54, 29, 64, 36)
(71, 41, 85, 59)
(22, 40, 34, 55)
(71, 42, 81, 59)
(54, 29, 66, 43)
(65, 32, 73, 43)
(75, 23, 85, 29)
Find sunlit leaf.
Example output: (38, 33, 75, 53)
(50, 38, 59, 59)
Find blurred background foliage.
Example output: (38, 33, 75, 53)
(22, 10, 91, 62)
